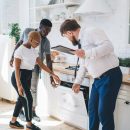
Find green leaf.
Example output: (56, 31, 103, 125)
(119, 58, 130, 67)
(8, 23, 21, 43)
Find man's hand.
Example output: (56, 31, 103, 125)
(9, 57, 14, 67)
(51, 51, 59, 61)
(50, 76, 59, 88)
(75, 49, 85, 58)
(72, 83, 80, 93)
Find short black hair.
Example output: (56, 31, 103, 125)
(60, 19, 80, 36)
(39, 19, 52, 28)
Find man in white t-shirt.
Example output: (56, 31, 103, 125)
(60, 19, 122, 130)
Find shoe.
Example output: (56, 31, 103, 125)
(26, 124, 41, 130)
(19, 110, 26, 122)
(32, 111, 40, 122)
(9, 121, 24, 129)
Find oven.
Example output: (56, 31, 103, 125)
(60, 80, 89, 112)
(50, 65, 89, 129)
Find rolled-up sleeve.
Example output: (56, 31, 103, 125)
(74, 59, 87, 85)
(14, 48, 22, 59)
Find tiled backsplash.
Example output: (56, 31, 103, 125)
(117, 47, 130, 58)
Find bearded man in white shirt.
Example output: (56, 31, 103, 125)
(60, 19, 122, 130)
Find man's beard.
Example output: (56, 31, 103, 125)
(71, 36, 79, 46)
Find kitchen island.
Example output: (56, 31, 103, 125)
(52, 62, 130, 130)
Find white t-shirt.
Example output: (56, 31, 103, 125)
(14, 45, 39, 70)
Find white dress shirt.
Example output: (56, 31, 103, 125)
(74, 28, 119, 84)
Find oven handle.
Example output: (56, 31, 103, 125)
(60, 81, 88, 92)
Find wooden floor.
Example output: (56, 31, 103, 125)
(0, 100, 80, 130)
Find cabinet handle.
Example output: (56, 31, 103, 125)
(124, 101, 130, 105)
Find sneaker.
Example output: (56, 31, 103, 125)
(32, 111, 40, 122)
(26, 124, 41, 130)
(19, 110, 26, 122)
(9, 121, 24, 129)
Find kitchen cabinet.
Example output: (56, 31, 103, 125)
(48, 71, 89, 130)
(114, 84, 130, 130)
(29, 0, 80, 28)
(115, 98, 130, 130)
(50, 85, 88, 130)
(0, 35, 17, 101)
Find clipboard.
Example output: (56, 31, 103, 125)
(51, 45, 76, 55)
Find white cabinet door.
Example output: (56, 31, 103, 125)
(0, 36, 17, 101)
(49, 86, 88, 130)
(115, 98, 130, 130)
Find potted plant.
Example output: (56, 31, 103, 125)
(8, 23, 21, 44)
(119, 58, 130, 74)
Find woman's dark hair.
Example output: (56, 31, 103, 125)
(60, 19, 80, 36)
(39, 19, 52, 28)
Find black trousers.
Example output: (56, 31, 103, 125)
(11, 69, 33, 122)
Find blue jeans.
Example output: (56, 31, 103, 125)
(88, 67, 122, 130)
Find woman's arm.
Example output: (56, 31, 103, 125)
(9, 40, 23, 67)
(36, 57, 60, 85)
(36, 57, 53, 75)
(14, 58, 23, 96)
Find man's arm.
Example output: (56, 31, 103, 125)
(72, 60, 87, 93)
(45, 54, 58, 87)
(75, 28, 114, 60)
(46, 54, 53, 71)
(43, 39, 58, 87)
(9, 40, 23, 67)
(36, 57, 60, 85)
(86, 28, 114, 59)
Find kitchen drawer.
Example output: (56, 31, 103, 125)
(118, 94, 130, 101)
(118, 89, 130, 97)
(120, 84, 130, 91)
(55, 107, 88, 130)
(115, 98, 130, 130)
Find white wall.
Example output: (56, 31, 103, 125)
(0, 0, 29, 35)
(0, 0, 19, 34)
(48, 0, 130, 62)
(81, 0, 130, 58)
(18, 0, 29, 31)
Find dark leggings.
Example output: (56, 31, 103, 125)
(11, 69, 33, 122)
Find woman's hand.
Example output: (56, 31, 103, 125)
(51, 73, 61, 86)
(72, 83, 80, 93)
(18, 84, 24, 96)
(50, 76, 59, 88)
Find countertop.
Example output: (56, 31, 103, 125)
(53, 63, 130, 86)
(53, 63, 92, 78)
(123, 74, 130, 85)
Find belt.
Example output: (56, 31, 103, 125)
(95, 66, 119, 80)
